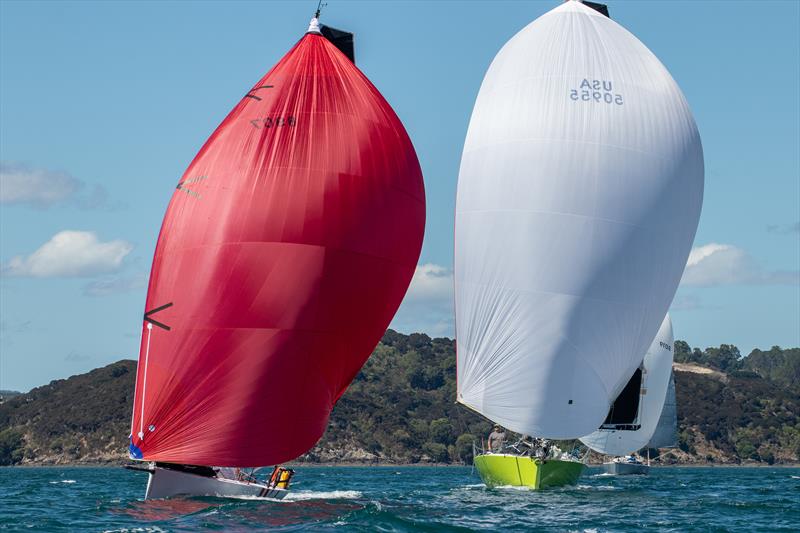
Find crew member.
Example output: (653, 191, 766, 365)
(487, 424, 506, 453)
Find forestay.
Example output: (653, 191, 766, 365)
(455, 0, 703, 438)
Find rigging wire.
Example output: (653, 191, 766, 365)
(315, 0, 327, 20)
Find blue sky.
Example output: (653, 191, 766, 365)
(1, 0, 798, 391)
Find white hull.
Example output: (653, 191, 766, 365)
(602, 461, 649, 475)
(144, 465, 289, 500)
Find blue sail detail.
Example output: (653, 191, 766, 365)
(128, 439, 144, 460)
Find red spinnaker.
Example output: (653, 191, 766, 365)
(129, 30, 425, 467)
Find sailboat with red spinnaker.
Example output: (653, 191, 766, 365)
(126, 11, 425, 499)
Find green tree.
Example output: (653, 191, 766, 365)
(704, 345, 742, 372)
(455, 433, 476, 464)
(674, 340, 692, 363)
(422, 442, 449, 463)
(733, 429, 759, 461)
(391, 429, 412, 447)
(429, 418, 454, 445)
(744, 346, 800, 388)
(0, 428, 24, 465)
(409, 419, 429, 441)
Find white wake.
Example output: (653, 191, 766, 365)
(285, 490, 363, 501)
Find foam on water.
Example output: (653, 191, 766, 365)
(493, 484, 533, 491)
(460, 483, 487, 489)
(284, 490, 363, 501)
(577, 484, 620, 491)
(49, 479, 77, 484)
(189, 489, 363, 503)
(103, 527, 166, 533)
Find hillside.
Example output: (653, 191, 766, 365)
(0, 361, 135, 465)
(1, 331, 798, 465)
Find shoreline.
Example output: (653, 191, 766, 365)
(4, 462, 799, 468)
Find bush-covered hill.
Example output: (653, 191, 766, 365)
(1, 331, 798, 465)
(0, 361, 135, 465)
(672, 363, 800, 464)
(303, 331, 489, 464)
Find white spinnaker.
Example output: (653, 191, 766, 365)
(579, 314, 675, 456)
(455, 0, 703, 438)
(647, 370, 678, 449)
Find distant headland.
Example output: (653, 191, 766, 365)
(1, 330, 798, 466)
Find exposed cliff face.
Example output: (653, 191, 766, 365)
(1, 332, 798, 466)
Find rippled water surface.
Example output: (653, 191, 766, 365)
(1, 466, 798, 531)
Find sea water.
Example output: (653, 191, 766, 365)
(1, 466, 798, 531)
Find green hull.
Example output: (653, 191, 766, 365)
(474, 454, 585, 489)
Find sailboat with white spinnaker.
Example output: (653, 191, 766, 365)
(455, 0, 703, 489)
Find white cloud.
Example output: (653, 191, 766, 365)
(0, 161, 112, 210)
(3, 231, 133, 278)
(83, 272, 148, 296)
(767, 222, 800, 235)
(64, 351, 92, 362)
(670, 292, 717, 312)
(393, 248, 797, 333)
(390, 263, 455, 337)
(0, 162, 80, 207)
(0, 319, 31, 332)
(404, 263, 454, 302)
(681, 243, 799, 287)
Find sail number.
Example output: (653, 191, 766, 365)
(659, 341, 672, 351)
(569, 79, 623, 105)
(250, 116, 296, 129)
